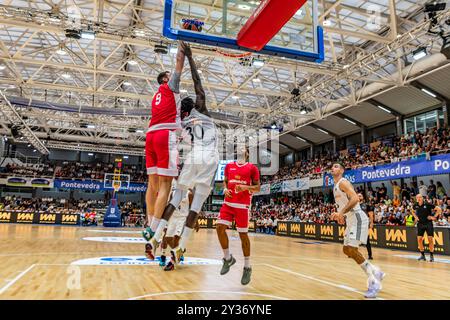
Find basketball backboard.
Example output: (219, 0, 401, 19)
(104, 173, 130, 191)
(163, 0, 324, 62)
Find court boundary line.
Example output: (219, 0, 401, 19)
(257, 255, 448, 272)
(263, 263, 385, 300)
(0, 264, 35, 295)
(128, 290, 289, 300)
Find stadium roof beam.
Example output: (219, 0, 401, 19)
(46, 141, 144, 156)
(279, 141, 297, 152)
(309, 123, 339, 138)
(334, 113, 366, 129)
(0, 90, 49, 155)
(367, 99, 402, 117)
(410, 82, 449, 105)
(287, 132, 315, 146)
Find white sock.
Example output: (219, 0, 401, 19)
(244, 256, 251, 268)
(223, 249, 231, 260)
(161, 247, 168, 256)
(179, 227, 193, 250)
(153, 220, 168, 242)
(150, 217, 160, 232)
(360, 260, 376, 277)
(147, 216, 153, 228)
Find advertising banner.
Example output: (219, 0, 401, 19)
(54, 179, 103, 191)
(1, 177, 54, 188)
(213, 183, 225, 196)
(54, 179, 146, 192)
(270, 181, 282, 194)
(196, 218, 256, 232)
(281, 178, 310, 192)
(324, 154, 450, 186)
(276, 222, 450, 255)
(0, 211, 80, 225)
(214, 160, 234, 181)
(255, 184, 270, 196)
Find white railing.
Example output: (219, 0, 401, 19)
(1, 150, 41, 164)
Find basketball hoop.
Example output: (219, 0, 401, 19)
(112, 180, 122, 193)
(215, 49, 253, 59)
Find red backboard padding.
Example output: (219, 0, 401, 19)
(237, 0, 307, 51)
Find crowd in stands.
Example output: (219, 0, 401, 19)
(0, 161, 146, 183)
(0, 196, 145, 227)
(2, 127, 448, 186)
(0, 196, 100, 214)
(54, 161, 146, 183)
(261, 127, 450, 184)
(251, 179, 450, 227)
(0, 163, 54, 177)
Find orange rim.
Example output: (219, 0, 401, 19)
(215, 49, 253, 58)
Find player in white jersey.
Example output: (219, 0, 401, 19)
(145, 43, 219, 264)
(159, 188, 192, 270)
(330, 162, 385, 299)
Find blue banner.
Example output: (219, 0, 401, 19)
(54, 179, 146, 192)
(54, 179, 103, 190)
(324, 154, 450, 187)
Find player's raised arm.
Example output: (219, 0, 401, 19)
(338, 180, 359, 215)
(181, 42, 208, 116)
(168, 42, 186, 93)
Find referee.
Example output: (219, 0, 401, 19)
(358, 193, 374, 260)
(413, 194, 442, 262)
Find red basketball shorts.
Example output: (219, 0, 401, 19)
(145, 129, 178, 177)
(218, 203, 250, 232)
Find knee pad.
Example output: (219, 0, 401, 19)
(190, 189, 211, 213)
(169, 189, 187, 208)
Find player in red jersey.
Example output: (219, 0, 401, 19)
(216, 147, 260, 285)
(143, 42, 187, 258)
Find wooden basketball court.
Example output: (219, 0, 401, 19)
(0, 224, 449, 300)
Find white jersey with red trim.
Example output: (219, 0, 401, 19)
(148, 83, 181, 132)
(224, 162, 260, 209)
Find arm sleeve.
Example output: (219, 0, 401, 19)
(168, 72, 181, 93)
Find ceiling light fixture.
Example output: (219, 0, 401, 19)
(412, 47, 427, 60)
(56, 46, 67, 55)
(377, 105, 392, 114)
(421, 88, 437, 98)
(323, 17, 332, 26)
(344, 118, 356, 125)
(81, 30, 96, 40)
(252, 58, 265, 67)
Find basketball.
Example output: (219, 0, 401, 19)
(181, 18, 204, 32)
